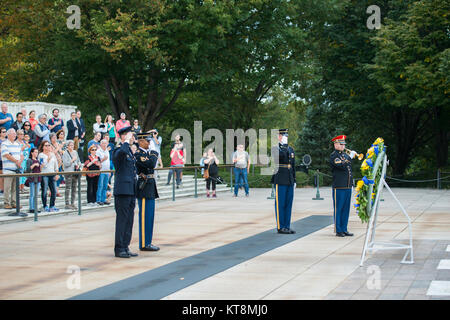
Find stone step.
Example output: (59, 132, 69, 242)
(6, 179, 226, 201)
(0, 184, 230, 218)
(0, 187, 231, 224)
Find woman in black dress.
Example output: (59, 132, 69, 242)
(84, 144, 101, 206)
(203, 148, 219, 198)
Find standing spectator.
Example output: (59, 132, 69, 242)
(88, 132, 102, 150)
(48, 108, 64, 134)
(25, 148, 41, 213)
(62, 140, 81, 210)
(96, 139, 111, 205)
(93, 114, 107, 136)
(0, 103, 14, 131)
(131, 119, 141, 134)
(203, 148, 219, 198)
(104, 134, 115, 155)
(23, 121, 36, 143)
(56, 129, 66, 151)
(38, 141, 59, 212)
(199, 152, 207, 176)
(56, 129, 66, 186)
(49, 133, 63, 169)
(76, 110, 86, 161)
(1, 129, 24, 211)
(66, 112, 79, 150)
(166, 135, 185, 188)
(84, 144, 101, 207)
(16, 129, 30, 192)
(103, 135, 115, 186)
(105, 115, 116, 144)
(21, 133, 34, 191)
(232, 144, 250, 197)
(12, 112, 25, 131)
(149, 129, 163, 177)
(20, 108, 28, 122)
(49, 133, 63, 196)
(28, 110, 38, 131)
(115, 112, 130, 133)
(34, 113, 50, 146)
(0, 127, 7, 195)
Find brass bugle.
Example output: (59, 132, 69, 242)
(135, 131, 157, 139)
(345, 148, 364, 161)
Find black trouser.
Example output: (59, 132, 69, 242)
(86, 175, 99, 203)
(114, 195, 136, 253)
(167, 165, 183, 185)
(206, 174, 217, 191)
(41, 175, 56, 208)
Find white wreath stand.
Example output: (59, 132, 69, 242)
(360, 153, 414, 266)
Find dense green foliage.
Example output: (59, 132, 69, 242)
(0, 0, 448, 182)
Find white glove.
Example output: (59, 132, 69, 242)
(349, 151, 357, 159)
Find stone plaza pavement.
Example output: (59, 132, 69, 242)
(0, 187, 448, 300)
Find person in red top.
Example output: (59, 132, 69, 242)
(115, 112, 131, 134)
(28, 110, 39, 131)
(84, 144, 101, 206)
(166, 135, 185, 189)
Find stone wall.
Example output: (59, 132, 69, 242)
(0, 101, 77, 123)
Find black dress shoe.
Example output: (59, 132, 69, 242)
(336, 232, 345, 237)
(343, 231, 354, 236)
(115, 251, 130, 258)
(287, 229, 296, 234)
(278, 228, 292, 234)
(140, 244, 160, 251)
(126, 248, 139, 257)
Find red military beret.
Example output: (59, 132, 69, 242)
(331, 135, 347, 144)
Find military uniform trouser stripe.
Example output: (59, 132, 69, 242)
(275, 184, 280, 230)
(274, 184, 294, 230)
(138, 198, 156, 249)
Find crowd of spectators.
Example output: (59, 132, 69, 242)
(0, 101, 249, 216)
(0, 103, 172, 216)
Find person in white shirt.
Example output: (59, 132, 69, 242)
(38, 141, 60, 212)
(1, 129, 24, 211)
(96, 139, 111, 205)
(93, 114, 107, 136)
(148, 129, 163, 178)
(20, 108, 28, 122)
(232, 144, 250, 197)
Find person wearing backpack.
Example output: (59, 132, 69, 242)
(34, 114, 50, 147)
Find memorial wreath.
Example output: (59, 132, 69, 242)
(354, 137, 386, 223)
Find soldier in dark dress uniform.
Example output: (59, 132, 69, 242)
(271, 129, 296, 234)
(112, 126, 138, 258)
(135, 133, 160, 252)
(330, 135, 354, 237)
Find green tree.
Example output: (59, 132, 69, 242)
(310, 0, 449, 175)
(296, 104, 344, 175)
(367, 0, 450, 169)
(1, 0, 327, 133)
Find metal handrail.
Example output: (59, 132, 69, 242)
(0, 164, 237, 178)
(0, 163, 248, 222)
